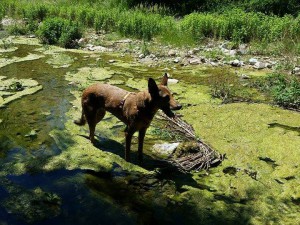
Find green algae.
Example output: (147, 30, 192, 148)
(180, 102, 300, 224)
(0, 77, 43, 108)
(45, 53, 75, 68)
(45, 96, 151, 175)
(65, 67, 115, 87)
(0, 53, 44, 68)
(7, 36, 41, 46)
(0, 46, 18, 53)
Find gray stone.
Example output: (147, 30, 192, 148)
(138, 53, 145, 59)
(254, 62, 266, 69)
(229, 49, 237, 56)
(237, 44, 247, 55)
(292, 67, 300, 75)
(249, 58, 258, 65)
(240, 74, 250, 79)
(168, 78, 179, 84)
(168, 49, 176, 57)
(231, 59, 242, 67)
(173, 57, 181, 63)
(189, 58, 201, 65)
(210, 61, 218, 67)
(115, 39, 132, 43)
(149, 54, 156, 59)
(153, 143, 180, 157)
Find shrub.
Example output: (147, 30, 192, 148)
(8, 23, 28, 35)
(59, 22, 82, 48)
(23, 4, 48, 21)
(267, 74, 300, 109)
(36, 18, 82, 48)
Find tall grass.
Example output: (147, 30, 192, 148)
(181, 9, 300, 44)
(1, 0, 300, 46)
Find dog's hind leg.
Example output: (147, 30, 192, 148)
(96, 109, 106, 123)
(74, 110, 86, 126)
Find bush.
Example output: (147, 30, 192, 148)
(36, 18, 82, 48)
(267, 74, 300, 109)
(8, 23, 28, 35)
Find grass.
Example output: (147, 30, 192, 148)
(1, 0, 300, 49)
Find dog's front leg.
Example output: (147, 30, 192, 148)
(138, 128, 147, 164)
(125, 129, 134, 162)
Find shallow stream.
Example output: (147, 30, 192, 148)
(0, 37, 299, 225)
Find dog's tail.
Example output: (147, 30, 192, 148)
(74, 110, 86, 126)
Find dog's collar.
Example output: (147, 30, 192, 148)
(119, 92, 132, 108)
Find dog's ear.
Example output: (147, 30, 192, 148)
(148, 78, 159, 97)
(160, 73, 168, 86)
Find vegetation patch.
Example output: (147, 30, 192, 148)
(0, 77, 43, 108)
(36, 18, 82, 48)
(253, 73, 300, 110)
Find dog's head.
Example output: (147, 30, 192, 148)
(148, 73, 182, 118)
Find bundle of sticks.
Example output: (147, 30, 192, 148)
(156, 112, 225, 172)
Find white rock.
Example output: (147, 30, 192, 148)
(231, 59, 242, 67)
(173, 57, 181, 63)
(153, 143, 180, 157)
(210, 61, 218, 67)
(254, 62, 266, 69)
(249, 58, 258, 65)
(292, 67, 300, 75)
(168, 49, 176, 57)
(189, 58, 201, 65)
(168, 78, 179, 84)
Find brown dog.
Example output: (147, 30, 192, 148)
(74, 73, 182, 162)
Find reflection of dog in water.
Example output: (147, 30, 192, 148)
(74, 73, 182, 162)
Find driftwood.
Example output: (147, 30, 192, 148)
(156, 112, 225, 172)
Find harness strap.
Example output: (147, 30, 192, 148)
(119, 92, 132, 108)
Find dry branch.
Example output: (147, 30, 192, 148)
(156, 112, 225, 172)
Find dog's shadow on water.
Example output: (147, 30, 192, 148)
(81, 134, 200, 191)
(83, 135, 254, 225)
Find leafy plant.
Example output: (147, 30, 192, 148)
(36, 18, 82, 48)
(267, 73, 300, 109)
(8, 23, 28, 35)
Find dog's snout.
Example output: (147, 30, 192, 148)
(172, 104, 182, 110)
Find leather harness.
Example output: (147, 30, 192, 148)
(119, 92, 132, 109)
